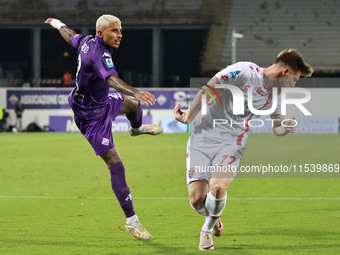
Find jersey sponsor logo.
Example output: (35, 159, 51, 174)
(230, 70, 241, 78)
(102, 52, 111, 58)
(101, 137, 110, 146)
(105, 58, 114, 68)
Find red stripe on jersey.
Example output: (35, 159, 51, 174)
(236, 98, 272, 146)
(237, 113, 254, 146)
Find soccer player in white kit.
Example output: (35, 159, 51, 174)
(174, 49, 313, 250)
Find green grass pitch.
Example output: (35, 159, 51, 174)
(0, 132, 339, 254)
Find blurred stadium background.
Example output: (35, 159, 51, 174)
(1, 0, 340, 87)
(0, 0, 339, 131)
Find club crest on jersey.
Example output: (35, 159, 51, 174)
(105, 58, 114, 68)
(102, 137, 109, 146)
(188, 168, 195, 179)
(230, 70, 241, 78)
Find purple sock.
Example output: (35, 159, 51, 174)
(109, 161, 135, 218)
(125, 102, 142, 128)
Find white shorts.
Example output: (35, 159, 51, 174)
(186, 138, 245, 185)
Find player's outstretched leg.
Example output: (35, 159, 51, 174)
(212, 218, 223, 237)
(108, 158, 152, 240)
(201, 191, 227, 233)
(125, 215, 153, 240)
(124, 98, 163, 136)
(188, 180, 217, 250)
(199, 231, 215, 250)
(129, 124, 163, 136)
(199, 191, 227, 250)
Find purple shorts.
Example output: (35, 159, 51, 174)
(74, 93, 125, 155)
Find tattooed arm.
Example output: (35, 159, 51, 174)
(44, 18, 76, 44)
(107, 75, 156, 106)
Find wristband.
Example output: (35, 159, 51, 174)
(50, 19, 66, 30)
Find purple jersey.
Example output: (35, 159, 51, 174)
(68, 34, 118, 118)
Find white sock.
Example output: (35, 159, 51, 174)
(126, 214, 138, 224)
(190, 200, 208, 216)
(201, 191, 227, 232)
(131, 125, 145, 133)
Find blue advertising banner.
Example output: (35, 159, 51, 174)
(146, 89, 192, 110)
(161, 117, 189, 133)
(7, 89, 72, 109)
(6, 89, 192, 110)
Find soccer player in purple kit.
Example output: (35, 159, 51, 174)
(45, 14, 163, 240)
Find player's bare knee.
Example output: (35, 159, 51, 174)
(100, 148, 121, 167)
(210, 183, 226, 198)
(120, 96, 139, 114)
(190, 194, 206, 210)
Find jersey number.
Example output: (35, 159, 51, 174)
(75, 54, 81, 89)
(219, 155, 236, 165)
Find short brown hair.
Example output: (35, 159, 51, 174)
(275, 49, 314, 77)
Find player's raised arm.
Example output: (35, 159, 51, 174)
(272, 115, 297, 136)
(174, 76, 220, 124)
(44, 18, 76, 44)
(106, 75, 156, 106)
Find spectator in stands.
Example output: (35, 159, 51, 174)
(22, 79, 31, 88)
(63, 70, 72, 87)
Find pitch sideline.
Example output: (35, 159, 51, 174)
(0, 196, 339, 200)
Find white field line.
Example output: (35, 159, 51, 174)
(0, 196, 339, 200)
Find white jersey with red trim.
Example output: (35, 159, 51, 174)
(190, 61, 281, 149)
